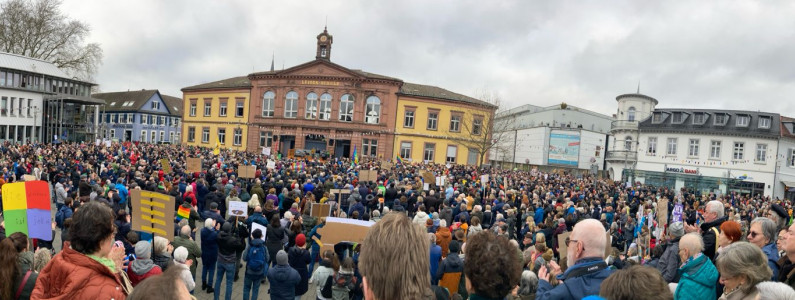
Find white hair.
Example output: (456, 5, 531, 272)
(756, 281, 795, 300)
(204, 218, 215, 229)
(439, 219, 447, 228)
(706, 200, 724, 218)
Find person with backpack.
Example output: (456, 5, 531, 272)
(332, 257, 358, 300)
(310, 250, 338, 300)
(55, 197, 74, 231)
(242, 229, 268, 300)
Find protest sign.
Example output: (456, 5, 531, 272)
(266, 160, 276, 170)
(161, 159, 172, 173)
(422, 171, 435, 184)
(262, 147, 271, 156)
(239, 165, 256, 179)
(131, 190, 175, 241)
(435, 176, 446, 187)
(359, 170, 377, 182)
(1, 181, 52, 240)
(311, 203, 332, 217)
(480, 174, 489, 184)
(187, 157, 201, 173)
(672, 203, 683, 223)
(251, 222, 267, 241)
(228, 201, 248, 218)
(657, 198, 669, 226)
(317, 217, 375, 253)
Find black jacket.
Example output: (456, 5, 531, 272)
(700, 216, 727, 261)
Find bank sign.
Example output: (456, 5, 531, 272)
(665, 166, 699, 175)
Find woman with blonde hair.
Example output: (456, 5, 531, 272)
(716, 242, 773, 300)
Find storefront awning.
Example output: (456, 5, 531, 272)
(783, 181, 795, 188)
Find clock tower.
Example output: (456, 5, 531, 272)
(316, 27, 333, 61)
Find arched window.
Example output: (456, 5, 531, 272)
(262, 91, 275, 117)
(628, 107, 636, 121)
(319, 93, 332, 120)
(284, 91, 298, 118)
(625, 136, 633, 151)
(339, 94, 354, 122)
(305, 92, 318, 119)
(365, 95, 380, 124)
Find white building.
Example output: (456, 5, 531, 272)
(776, 116, 795, 200)
(490, 103, 611, 173)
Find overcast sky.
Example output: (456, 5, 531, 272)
(59, 0, 795, 117)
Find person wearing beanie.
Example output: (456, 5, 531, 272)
(769, 204, 790, 231)
(268, 250, 301, 300)
(436, 240, 464, 292)
(288, 233, 311, 298)
(127, 241, 162, 287)
(173, 246, 196, 292)
(657, 221, 685, 282)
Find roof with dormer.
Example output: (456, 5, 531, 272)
(639, 108, 780, 139)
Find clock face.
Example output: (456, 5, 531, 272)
(320, 36, 327, 42)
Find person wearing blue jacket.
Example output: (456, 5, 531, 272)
(536, 219, 614, 300)
(534, 206, 545, 225)
(242, 229, 268, 300)
(268, 250, 301, 300)
(429, 232, 442, 285)
(115, 178, 128, 209)
(674, 233, 718, 300)
(307, 218, 326, 272)
(201, 218, 220, 293)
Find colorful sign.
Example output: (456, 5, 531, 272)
(548, 131, 580, 166)
(672, 203, 683, 223)
(161, 159, 172, 173)
(131, 190, 175, 241)
(1, 181, 52, 240)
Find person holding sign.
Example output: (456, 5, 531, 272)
(33, 201, 132, 299)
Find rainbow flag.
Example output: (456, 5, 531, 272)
(353, 145, 358, 164)
(396, 155, 403, 165)
(177, 206, 190, 221)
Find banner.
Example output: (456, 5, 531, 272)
(672, 203, 683, 223)
(131, 190, 176, 241)
(1, 181, 52, 240)
(548, 131, 581, 166)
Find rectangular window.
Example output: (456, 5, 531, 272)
(427, 111, 438, 130)
(141, 114, 148, 125)
(473, 118, 483, 135)
(790, 149, 795, 167)
(188, 127, 195, 142)
(218, 128, 226, 144)
(759, 117, 771, 129)
(128, 113, 134, 124)
(149, 115, 154, 124)
(112, 114, 118, 123)
(236, 100, 244, 117)
(715, 114, 726, 125)
(201, 128, 210, 143)
(170, 132, 175, 142)
(262, 93, 274, 117)
(403, 110, 415, 128)
(423, 143, 435, 161)
(189, 101, 197, 117)
(233, 128, 242, 145)
(141, 130, 147, 143)
(756, 144, 767, 162)
(737, 115, 750, 127)
(647, 137, 657, 155)
(363, 139, 378, 157)
(305, 97, 318, 119)
(672, 112, 682, 123)
(159, 116, 165, 125)
(219, 101, 227, 117)
(400, 142, 412, 159)
(710, 140, 721, 159)
(119, 114, 127, 124)
(152, 101, 160, 110)
(159, 131, 164, 142)
(0, 97, 5, 116)
(693, 113, 704, 124)
(259, 131, 273, 147)
(338, 95, 353, 122)
(446, 145, 457, 163)
(666, 138, 677, 155)
(27, 99, 32, 117)
(688, 139, 699, 157)
(10, 97, 15, 115)
(204, 100, 212, 116)
(285, 97, 298, 118)
(449, 115, 461, 132)
(151, 131, 156, 143)
(733, 142, 744, 160)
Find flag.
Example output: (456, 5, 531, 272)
(353, 145, 358, 164)
(213, 141, 220, 155)
(177, 206, 190, 221)
(396, 155, 403, 165)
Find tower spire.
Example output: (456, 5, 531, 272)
(270, 52, 274, 72)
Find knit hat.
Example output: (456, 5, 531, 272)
(210, 202, 218, 210)
(772, 204, 789, 222)
(173, 246, 188, 263)
(668, 222, 685, 238)
(296, 233, 306, 247)
(135, 241, 152, 259)
(276, 250, 289, 266)
(449, 240, 461, 254)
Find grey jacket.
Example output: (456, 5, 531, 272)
(657, 238, 681, 283)
(55, 182, 67, 204)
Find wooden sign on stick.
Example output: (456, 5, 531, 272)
(131, 190, 175, 241)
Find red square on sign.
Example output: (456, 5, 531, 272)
(25, 181, 51, 210)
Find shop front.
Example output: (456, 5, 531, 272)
(624, 165, 768, 197)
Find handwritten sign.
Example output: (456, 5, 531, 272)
(187, 157, 201, 173)
(228, 201, 248, 218)
(422, 171, 435, 184)
(672, 203, 683, 223)
(1, 181, 53, 240)
(436, 176, 446, 187)
(161, 159, 172, 173)
(262, 147, 271, 156)
(251, 222, 267, 241)
(266, 160, 276, 170)
(131, 190, 175, 241)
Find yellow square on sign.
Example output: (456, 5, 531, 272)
(1, 182, 28, 210)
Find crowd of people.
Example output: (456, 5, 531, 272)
(2, 141, 795, 299)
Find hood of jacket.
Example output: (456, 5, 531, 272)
(445, 253, 464, 270)
(270, 265, 294, 281)
(679, 254, 718, 286)
(131, 258, 157, 275)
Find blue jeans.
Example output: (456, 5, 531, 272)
(202, 258, 217, 286)
(214, 262, 235, 300)
(309, 245, 320, 272)
(242, 274, 264, 300)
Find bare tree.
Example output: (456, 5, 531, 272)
(451, 89, 514, 167)
(0, 0, 102, 81)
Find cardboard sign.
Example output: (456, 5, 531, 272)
(381, 161, 393, 169)
(359, 170, 377, 182)
(262, 147, 271, 156)
(21, 174, 36, 182)
(557, 231, 571, 263)
(435, 176, 445, 187)
(161, 159, 172, 174)
(228, 201, 248, 218)
(422, 171, 435, 184)
(1, 181, 52, 240)
(187, 157, 201, 173)
(105, 140, 112, 147)
(657, 198, 669, 226)
(316, 217, 375, 253)
(480, 174, 489, 184)
(328, 189, 351, 202)
(251, 222, 267, 241)
(311, 203, 332, 217)
(131, 190, 175, 241)
(239, 165, 257, 179)
(266, 160, 276, 170)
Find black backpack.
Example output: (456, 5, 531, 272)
(321, 274, 333, 298)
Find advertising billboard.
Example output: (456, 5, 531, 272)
(548, 131, 580, 166)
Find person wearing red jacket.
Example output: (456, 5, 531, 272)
(127, 241, 162, 287)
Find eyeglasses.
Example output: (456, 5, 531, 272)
(749, 231, 759, 238)
(565, 237, 579, 247)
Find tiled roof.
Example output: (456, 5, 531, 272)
(399, 82, 498, 109)
(181, 76, 251, 91)
(93, 89, 182, 116)
(639, 108, 780, 139)
(249, 60, 402, 82)
(161, 95, 184, 117)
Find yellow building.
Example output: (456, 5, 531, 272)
(181, 76, 251, 151)
(394, 83, 497, 165)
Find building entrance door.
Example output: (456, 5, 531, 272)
(334, 140, 351, 158)
(124, 130, 132, 142)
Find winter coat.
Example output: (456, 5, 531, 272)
(217, 226, 245, 264)
(288, 246, 312, 296)
(170, 235, 201, 276)
(201, 227, 219, 262)
(467, 224, 483, 238)
(332, 268, 357, 300)
(430, 244, 442, 283)
(173, 261, 195, 292)
(246, 212, 269, 229)
(700, 216, 727, 261)
(657, 238, 681, 282)
(32, 247, 128, 299)
(127, 259, 162, 287)
(152, 253, 172, 271)
(413, 211, 430, 225)
(309, 260, 335, 300)
(535, 257, 615, 300)
(436, 227, 452, 257)
(267, 265, 301, 300)
(762, 242, 780, 280)
(675, 254, 719, 300)
(439, 207, 453, 227)
(435, 253, 464, 282)
(266, 225, 288, 264)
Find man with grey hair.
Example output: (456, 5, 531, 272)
(748, 217, 780, 280)
(673, 233, 718, 299)
(171, 224, 202, 280)
(685, 200, 726, 261)
(657, 221, 685, 282)
(536, 219, 614, 300)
